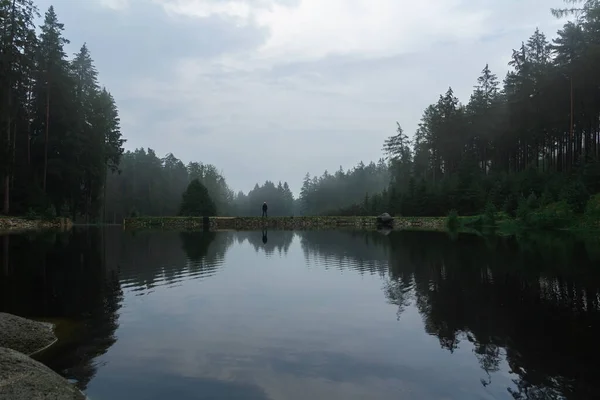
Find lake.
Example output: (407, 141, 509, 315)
(1, 227, 599, 400)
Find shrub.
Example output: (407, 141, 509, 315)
(503, 193, 519, 217)
(483, 201, 496, 227)
(584, 194, 600, 228)
(516, 195, 531, 224)
(446, 209, 459, 231)
(526, 192, 539, 209)
(530, 201, 574, 229)
(42, 204, 57, 219)
(559, 179, 589, 213)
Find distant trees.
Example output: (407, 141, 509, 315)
(104, 150, 233, 222)
(297, 160, 390, 215)
(232, 180, 295, 216)
(179, 179, 216, 216)
(0, 3, 125, 221)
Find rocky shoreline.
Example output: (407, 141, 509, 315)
(0, 313, 85, 399)
(123, 216, 448, 231)
(0, 217, 72, 233)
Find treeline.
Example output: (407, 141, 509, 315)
(0, 3, 124, 221)
(298, 160, 390, 215)
(104, 150, 234, 222)
(233, 181, 295, 216)
(103, 150, 300, 220)
(331, 1, 600, 218)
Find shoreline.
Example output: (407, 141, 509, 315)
(0, 217, 72, 234)
(123, 216, 448, 231)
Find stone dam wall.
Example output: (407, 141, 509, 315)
(0, 217, 72, 233)
(123, 216, 447, 231)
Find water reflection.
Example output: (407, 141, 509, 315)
(302, 230, 600, 399)
(235, 230, 294, 257)
(298, 230, 388, 275)
(0, 228, 122, 390)
(0, 228, 599, 399)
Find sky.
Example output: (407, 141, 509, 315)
(36, 0, 567, 195)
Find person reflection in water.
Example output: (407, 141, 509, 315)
(262, 229, 268, 244)
(262, 202, 268, 217)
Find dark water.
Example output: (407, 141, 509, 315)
(1, 228, 600, 400)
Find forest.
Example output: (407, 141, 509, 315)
(2, 0, 600, 223)
(333, 0, 600, 222)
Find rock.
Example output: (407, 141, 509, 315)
(0, 347, 86, 400)
(0, 313, 57, 356)
(376, 213, 394, 225)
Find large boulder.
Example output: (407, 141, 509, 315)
(376, 213, 394, 225)
(0, 347, 86, 400)
(0, 313, 57, 356)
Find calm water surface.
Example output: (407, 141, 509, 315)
(1, 228, 600, 400)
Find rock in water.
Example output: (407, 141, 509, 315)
(376, 213, 394, 225)
(0, 347, 86, 400)
(0, 313, 57, 355)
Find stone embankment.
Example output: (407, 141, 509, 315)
(0, 313, 85, 400)
(123, 216, 447, 231)
(0, 217, 72, 233)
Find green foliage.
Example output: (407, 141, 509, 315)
(446, 209, 460, 231)
(59, 203, 70, 217)
(318, 3, 600, 225)
(24, 208, 39, 220)
(503, 193, 519, 218)
(179, 179, 217, 217)
(529, 201, 575, 229)
(299, 160, 390, 216)
(483, 201, 497, 227)
(0, 3, 124, 221)
(43, 204, 57, 219)
(584, 194, 600, 228)
(540, 189, 554, 208)
(559, 179, 589, 214)
(516, 196, 532, 225)
(526, 192, 539, 210)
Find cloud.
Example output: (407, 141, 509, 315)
(51, 0, 569, 194)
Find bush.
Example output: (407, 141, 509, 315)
(540, 189, 554, 207)
(24, 208, 39, 220)
(446, 209, 459, 231)
(483, 201, 496, 227)
(503, 193, 519, 217)
(42, 204, 57, 219)
(526, 192, 539, 209)
(516, 195, 531, 224)
(529, 201, 574, 229)
(584, 194, 600, 228)
(60, 203, 71, 217)
(559, 179, 589, 213)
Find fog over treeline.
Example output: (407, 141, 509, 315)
(2, 1, 600, 221)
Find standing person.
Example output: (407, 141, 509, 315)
(262, 202, 268, 217)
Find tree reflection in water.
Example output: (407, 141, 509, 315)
(300, 229, 600, 399)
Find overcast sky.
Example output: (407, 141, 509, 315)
(36, 0, 567, 195)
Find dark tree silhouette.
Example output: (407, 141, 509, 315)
(179, 179, 217, 217)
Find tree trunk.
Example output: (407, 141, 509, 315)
(2, 0, 17, 215)
(43, 82, 50, 192)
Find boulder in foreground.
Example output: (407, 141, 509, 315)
(0, 347, 86, 400)
(0, 313, 57, 355)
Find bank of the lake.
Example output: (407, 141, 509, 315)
(123, 216, 449, 231)
(0, 313, 85, 400)
(0, 216, 72, 233)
